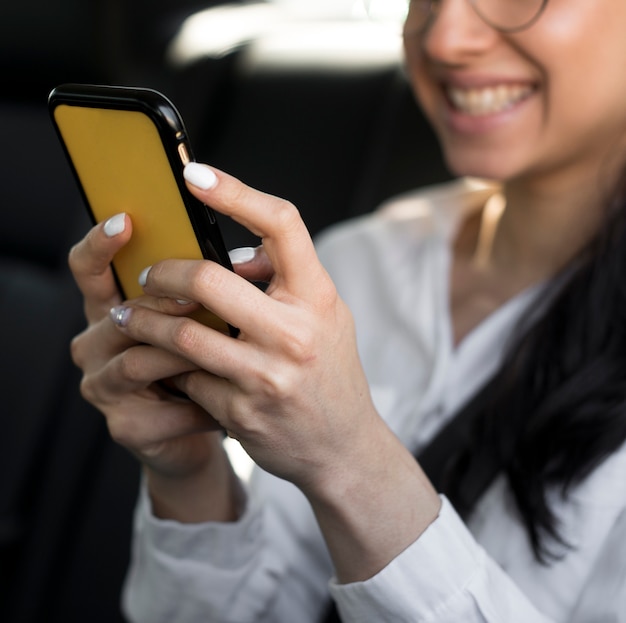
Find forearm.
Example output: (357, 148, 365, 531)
(328, 496, 555, 623)
(307, 420, 441, 584)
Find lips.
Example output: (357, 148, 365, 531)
(446, 84, 535, 116)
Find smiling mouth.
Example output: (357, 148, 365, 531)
(446, 84, 535, 116)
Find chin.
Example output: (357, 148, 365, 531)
(442, 149, 517, 183)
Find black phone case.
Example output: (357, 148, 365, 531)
(48, 83, 232, 272)
(48, 83, 237, 336)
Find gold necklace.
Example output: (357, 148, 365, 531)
(473, 192, 506, 269)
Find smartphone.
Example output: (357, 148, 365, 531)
(48, 83, 236, 336)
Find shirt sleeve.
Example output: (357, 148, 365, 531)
(122, 470, 334, 623)
(121, 481, 286, 623)
(329, 496, 554, 623)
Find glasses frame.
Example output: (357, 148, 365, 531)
(406, 0, 550, 34)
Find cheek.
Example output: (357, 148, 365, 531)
(535, 1, 626, 128)
(403, 39, 439, 127)
(536, 37, 626, 159)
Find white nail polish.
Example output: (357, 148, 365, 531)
(183, 163, 218, 190)
(103, 213, 126, 237)
(228, 247, 256, 265)
(138, 266, 152, 287)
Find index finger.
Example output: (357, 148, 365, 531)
(183, 163, 329, 301)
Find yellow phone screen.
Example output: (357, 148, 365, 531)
(54, 104, 230, 334)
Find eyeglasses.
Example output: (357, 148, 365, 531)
(405, 0, 549, 34)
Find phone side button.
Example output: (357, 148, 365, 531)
(178, 142, 190, 165)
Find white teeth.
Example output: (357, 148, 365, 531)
(447, 84, 533, 115)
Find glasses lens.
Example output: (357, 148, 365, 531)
(472, 0, 547, 32)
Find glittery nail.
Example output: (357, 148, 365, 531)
(110, 305, 132, 327)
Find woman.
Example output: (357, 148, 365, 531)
(69, 0, 626, 620)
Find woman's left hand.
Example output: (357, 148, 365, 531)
(112, 163, 440, 581)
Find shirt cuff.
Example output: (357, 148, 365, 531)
(123, 480, 286, 623)
(136, 478, 261, 569)
(329, 495, 486, 621)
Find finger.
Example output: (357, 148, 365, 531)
(172, 369, 236, 432)
(128, 293, 202, 316)
(183, 163, 329, 300)
(121, 288, 237, 337)
(228, 246, 275, 283)
(109, 302, 259, 383)
(106, 392, 223, 454)
(91, 344, 202, 398)
(69, 213, 132, 320)
(71, 314, 138, 372)
(132, 259, 294, 341)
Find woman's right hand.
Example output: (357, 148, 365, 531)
(68, 213, 242, 522)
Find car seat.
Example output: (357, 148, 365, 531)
(0, 3, 449, 621)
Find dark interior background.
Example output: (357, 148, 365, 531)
(0, 2, 449, 621)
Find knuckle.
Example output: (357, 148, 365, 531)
(67, 242, 82, 275)
(170, 318, 202, 357)
(70, 333, 85, 368)
(79, 374, 99, 405)
(225, 392, 260, 434)
(106, 417, 135, 448)
(116, 348, 145, 383)
(282, 326, 317, 364)
(176, 370, 201, 396)
(273, 199, 301, 234)
(258, 365, 298, 402)
(182, 261, 227, 302)
(256, 335, 312, 399)
(78, 380, 141, 450)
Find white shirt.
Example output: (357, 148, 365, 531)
(123, 179, 626, 623)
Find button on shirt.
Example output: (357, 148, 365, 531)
(123, 179, 626, 623)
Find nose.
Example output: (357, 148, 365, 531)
(419, 0, 500, 64)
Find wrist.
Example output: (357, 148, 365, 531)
(146, 439, 245, 524)
(306, 421, 441, 583)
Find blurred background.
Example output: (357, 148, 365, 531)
(0, 1, 449, 621)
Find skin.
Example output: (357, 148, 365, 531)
(69, 0, 626, 585)
(70, 177, 439, 582)
(404, 0, 626, 342)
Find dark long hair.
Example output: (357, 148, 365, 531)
(444, 177, 626, 562)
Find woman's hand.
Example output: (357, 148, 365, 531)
(110, 163, 441, 580)
(109, 165, 377, 491)
(68, 213, 241, 522)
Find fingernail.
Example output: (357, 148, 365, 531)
(228, 247, 256, 265)
(138, 266, 152, 287)
(103, 213, 126, 237)
(176, 299, 192, 305)
(110, 305, 132, 327)
(184, 163, 218, 190)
